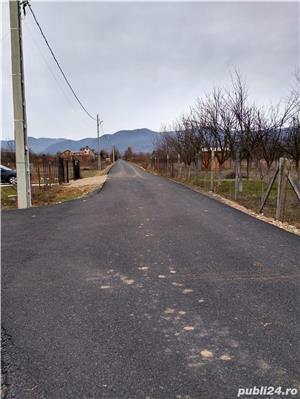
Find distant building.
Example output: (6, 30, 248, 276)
(59, 146, 95, 162)
(78, 146, 96, 161)
(59, 149, 73, 160)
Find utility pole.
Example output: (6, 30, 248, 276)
(10, 0, 31, 208)
(112, 146, 115, 163)
(96, 114, 102, 170)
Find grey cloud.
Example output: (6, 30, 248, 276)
(2, 1, 299, 140)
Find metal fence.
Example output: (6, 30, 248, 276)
(30, 157, 80, 188)
(1, 152, 112, 207)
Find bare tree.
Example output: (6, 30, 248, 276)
(281, 71, 300, 185)
(199, 88, 232, 177)
(124, 146, 133, 161)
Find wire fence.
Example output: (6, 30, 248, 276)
(138, 156, 300, 227)
(29, 156, 79, 203)
(1, 153, 109, 207)
(30, 157, 81, 185)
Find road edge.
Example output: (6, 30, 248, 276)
(132, 163, 300, 237)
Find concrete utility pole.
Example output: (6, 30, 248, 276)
(10, 0, 31, 208)
(96, 114, 102, 170)
(276, 157, 289, 221)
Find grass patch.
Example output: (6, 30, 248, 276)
(80, 163, 112, 179)
(31, 185, 94, 206)
(1, 186, 17, 209)
(80, 169, 101, 179)
(1, 184, 97, 209)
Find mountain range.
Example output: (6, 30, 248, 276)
(1, 128, 159, 155)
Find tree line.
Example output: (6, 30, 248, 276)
(154, 70, 300, 184)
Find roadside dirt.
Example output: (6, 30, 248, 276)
(31, 174, 108, 206)
(64, 174, 107, 189)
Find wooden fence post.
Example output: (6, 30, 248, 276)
(259, 166, 279, 214)
(276, 157, 289, 221)
(210, 149, 215, 191)
(43, 160, 47, 189)
(58, 157, 64, 184)
(195, 151, 202, 177)
(48, 161, 52, 188)
(234, 153, 239, 200)
(288, 174, 300, 200)
(66, 160, 69, 183)
(234, 150, 243, 200)
(199, 151, 202, 174)
(37, 163, 41, 189)
(166, 154, 169, 176)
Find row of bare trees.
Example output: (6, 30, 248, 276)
(155, 71, 300, 185)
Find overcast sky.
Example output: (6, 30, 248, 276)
(1, 1, 299, 140)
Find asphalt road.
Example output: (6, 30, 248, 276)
(2, 160, 300, 399)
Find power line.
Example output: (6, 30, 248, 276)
(24, 21, 76, 110)
(23, 20, 95, 130)
(100, 123, 105, 136)
(26, 2, 97, 121)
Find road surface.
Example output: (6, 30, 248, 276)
(2, 160, 300, 399)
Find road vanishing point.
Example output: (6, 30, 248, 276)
(2, 160, 300, 399)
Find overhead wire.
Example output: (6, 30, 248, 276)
(26, 2, 97, 121)
(23, 20, 95, 130)
(100, 122, 111, 152)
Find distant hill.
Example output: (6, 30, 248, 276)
(0, 128, 159, 155)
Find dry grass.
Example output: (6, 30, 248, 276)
(31, 185, 93, 206)
(1, 186, 17, 209)
(1, 168, 111, 209)
(80, 163, 112, 178)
